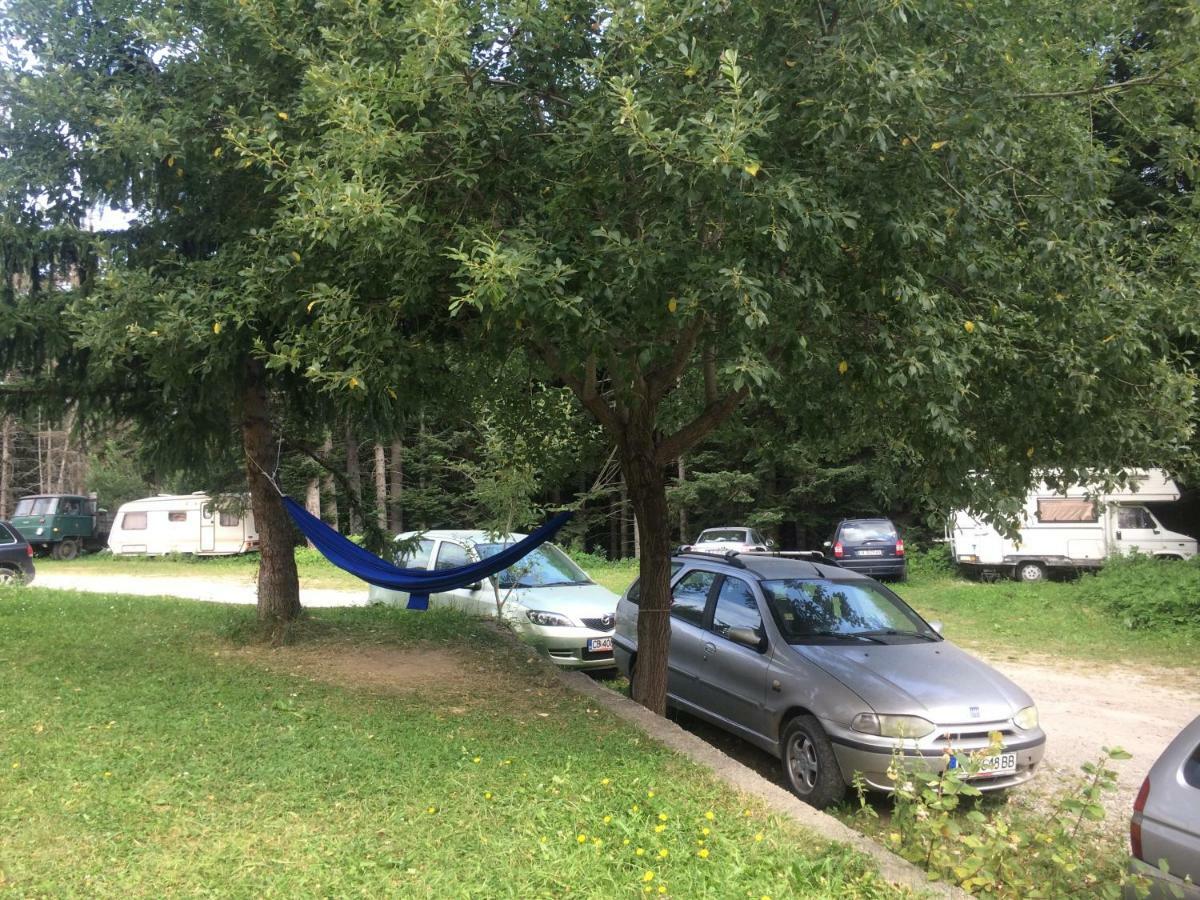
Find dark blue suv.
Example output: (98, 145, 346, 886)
(825, 518, 906, 581)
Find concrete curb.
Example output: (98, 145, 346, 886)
(556, 670, 967, 899)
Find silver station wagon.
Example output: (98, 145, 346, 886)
(614, 551, 1046, 808)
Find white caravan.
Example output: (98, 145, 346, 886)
(949, 470, 1196, 582)
(108, 493, 259, 556)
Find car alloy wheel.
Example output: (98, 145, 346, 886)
(780, 715, 845, 809)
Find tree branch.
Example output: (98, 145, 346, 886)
(655, 386, 750, 466)
(535, 340, 622, 435)
(645, 316, 705, 402)
(702, 347, 718, 405)
(1017, 61, 1192, 100)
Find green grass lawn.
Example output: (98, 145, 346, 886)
(0, 588, 902, 898)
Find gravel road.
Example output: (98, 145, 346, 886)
(28, 570, 1200, 821)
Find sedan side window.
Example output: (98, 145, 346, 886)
(671, 570, 716, 626)
(395, 538, 435, 569)
(435, 541, 472, 570)
(711, 577, 764, 642)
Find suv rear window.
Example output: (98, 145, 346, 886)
(1185, 744, 1200, 790)
(839, 522, 896, 542)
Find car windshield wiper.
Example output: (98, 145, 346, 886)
(530, 580, 591, 587)
(853, 629, 939, 641)
(797, 630, 887, 644)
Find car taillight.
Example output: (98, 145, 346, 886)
(895, 539, 905, 556)
(25, 544, 33, 558)
(1130, 775, 1151, 861)
(832, 541, 844, 559)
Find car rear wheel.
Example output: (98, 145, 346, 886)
(1014, 561, 1045, 583)
(0, 567, 24, 585)
(780, 715, 846, 809)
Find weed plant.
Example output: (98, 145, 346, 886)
(1077, 553, 1200, 632)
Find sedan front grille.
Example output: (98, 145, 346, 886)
(933, 723, 1018, 751)
(580, 616, 615, 632)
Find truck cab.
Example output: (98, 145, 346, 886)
(11, 494, 112, 559)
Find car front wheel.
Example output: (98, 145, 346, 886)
(780, 715, 846, 809)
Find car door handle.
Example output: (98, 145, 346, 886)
(703, 642, 716, 656)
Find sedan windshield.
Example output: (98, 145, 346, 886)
(697, 530, 748, 543)
(474, 542, 593, 589)
(761, 579, 937, 643)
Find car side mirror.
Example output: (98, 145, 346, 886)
(727, 627, 767, 652)
(928, 620, 944, 636)
(468, 582, 483, 592)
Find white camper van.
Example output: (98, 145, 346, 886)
(949, 470, 1197, 582)
(107, 493, 259, 556)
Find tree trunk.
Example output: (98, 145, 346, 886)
(622, 432, 673, 716)
(389, 435, 404, 532)
(319, 432, 338, 530)
(345, 420, 362, 535)
(241, 358, 301, 636)
(303, 476, 320, 549)
(619, 476, 630, 559)
(373, 442, 387, 530)
(677, 456, 688, 543)
(0, 416, 11, 518)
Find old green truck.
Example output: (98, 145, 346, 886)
(10, 494, 113, 559)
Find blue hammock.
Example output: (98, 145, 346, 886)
(281, 496, 572, 610)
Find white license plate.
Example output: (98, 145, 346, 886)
(857, 549, 884, 556)
(952, 751, 1017, 777)
(587, 637, 613, 653)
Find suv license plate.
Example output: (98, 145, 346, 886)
(857, 549, 884, 556)
(587, 637, 613, 653)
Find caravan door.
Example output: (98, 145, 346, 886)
(200, 503, 217, 552)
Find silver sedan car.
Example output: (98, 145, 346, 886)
(614, 551, 1045, 808)
(1128, 715, 1200, 899)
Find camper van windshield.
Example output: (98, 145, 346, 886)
(14, 497, 57, 516)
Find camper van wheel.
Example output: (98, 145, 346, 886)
(1015, 561, 1045, 583)
(53, 539, 79, 561)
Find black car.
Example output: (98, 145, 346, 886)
(0, 520, 36, 584)
(825, 518, 906, 581)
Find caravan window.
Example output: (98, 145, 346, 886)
(168, 511, 188, 523)
(1036, 498, 1098, 523)
(1118, 507, 1155, 530)
(122, 511, 148, 530)
(219, 511, 240, 527)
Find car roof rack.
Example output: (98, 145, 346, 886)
(765, 550, 840, 565)
(672, 549, 748, 569)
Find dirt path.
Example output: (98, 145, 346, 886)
(29, 571, 1200, 820)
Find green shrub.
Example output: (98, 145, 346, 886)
(1077, 553, 1200, 631)
(904, 543, 956, 580)
(858, 743, 1151, 898)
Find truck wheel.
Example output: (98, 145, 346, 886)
(780, 715, 846, 809)
(53, 539, 79, 561)
(1015, 561, 1045, 583)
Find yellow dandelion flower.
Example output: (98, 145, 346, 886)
(761, 895, 772, 900)
(601, 777, 610, 785)
(701, 827, 710, 836)
(103, 771, 112, 778)
(754, 832, 764, 842)
(622, 838, 630, 846)
(483, 792, 493, 800)
(698, 848, 709, 859)
(593, 838, 603, 847)
(704, 810, 715, 821)
(635, 847, 645, 856)
(577, 834, 587, 844)
(658, 812, 668, 822)
(743, 809, 752, 817)
(658, 888, 667, 895)
(473, 757, 482, 764)
(632, 804, 640, 814)
(502, 759, 513, 766)
(647, 790, 655, 798)
(658, 848, 669, 859)
(603, 815, 612, 824)
(11, 762, 18, 769)
(654, 824, 666, 833)
(426, 806, 437, 814)
(642, 870, 655, 882)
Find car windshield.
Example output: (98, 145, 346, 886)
(697, 529, 747, 543)
(474, 542, 593, 589)
(761, 578, 936, 642)
(13, 497, 57, 516)
(839, 522, 896, 543)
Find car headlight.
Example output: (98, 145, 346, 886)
(852, 713, 936, 739)
(525, 610, 575, 628)
(1013, 705, 1039, 730)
